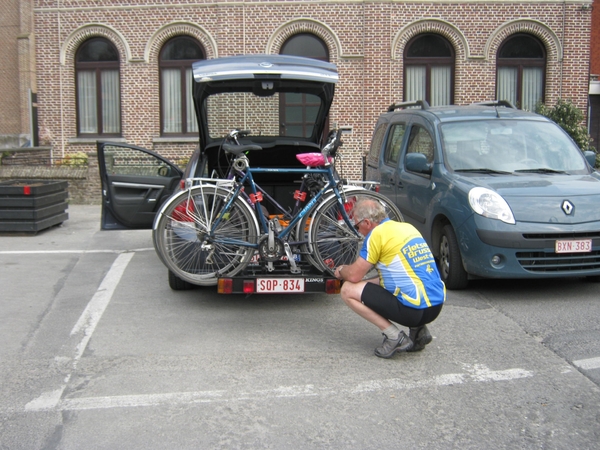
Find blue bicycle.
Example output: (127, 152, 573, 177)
(153, 129, 402, 285)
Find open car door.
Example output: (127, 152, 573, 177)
(97, 142, 183, 230)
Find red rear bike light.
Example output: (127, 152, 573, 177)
(325, 278, 341, 294)
(23, 186, 31, 195)
(242, 280, 255, 294)
(172, 200, 194, 222)
(218, 278, 233, 294)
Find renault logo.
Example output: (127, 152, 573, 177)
(561, 200, 574, 215)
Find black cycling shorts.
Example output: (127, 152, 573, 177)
(361, 282, 443, 328)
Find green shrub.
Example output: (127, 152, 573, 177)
(536, 99, 595, 152)
(58, 151, 88, 167)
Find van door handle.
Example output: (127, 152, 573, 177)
(396, 181, 404, 188)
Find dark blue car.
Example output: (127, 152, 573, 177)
(365, 101, 600, 289)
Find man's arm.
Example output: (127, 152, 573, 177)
(335, 257, 373, 283)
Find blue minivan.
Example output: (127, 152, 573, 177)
(365, 101, 600, 289)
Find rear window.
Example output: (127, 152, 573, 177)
(206, 91, 324, 140)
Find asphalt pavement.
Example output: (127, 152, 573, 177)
(1, 205, 599, 449)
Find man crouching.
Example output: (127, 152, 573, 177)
(333, 199, 446, 358)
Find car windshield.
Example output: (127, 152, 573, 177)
(206, 91, 323, 140)
(441, 119, 589, 174)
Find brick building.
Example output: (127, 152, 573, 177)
(0, 0, 36, 148)
(589, 0, 600, 148)
(5, 0, 595, 180)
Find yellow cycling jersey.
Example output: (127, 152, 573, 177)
(360, 219, 446, 309)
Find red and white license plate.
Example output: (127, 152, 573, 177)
(256, 278, 305, 293)
(555, 239, 592, 254)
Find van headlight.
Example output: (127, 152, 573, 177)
(468, 187, 515, 224)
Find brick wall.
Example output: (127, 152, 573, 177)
(0, 0, 22, 136)
(33, 0, 593, 183)
(591, 0, 600, 75)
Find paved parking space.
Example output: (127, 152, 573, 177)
(1, 206, 599, 449)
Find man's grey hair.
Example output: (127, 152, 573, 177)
(352, 198, 387, 224)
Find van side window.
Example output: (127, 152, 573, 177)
(367, 123, 388, 166)
(406, 125, 434, 164)
(384, 123, 406, 166)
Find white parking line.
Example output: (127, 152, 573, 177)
(26, 363, 534, 412)
(573, 357, 600, 371)
(25, 252, 135, 412)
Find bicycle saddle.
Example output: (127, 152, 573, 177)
(222, 143, 263, 155)
(296, 153, 333, 167)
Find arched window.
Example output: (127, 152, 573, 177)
(404, 34, 455, 106)
(496, 34, 546, 111)
(280, 33, 329, 138)
(75, 38, 121, 136)
(280, 33, 329, 60)
(160, 36, 204, 135)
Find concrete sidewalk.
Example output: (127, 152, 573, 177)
(0, 205, 154, 254)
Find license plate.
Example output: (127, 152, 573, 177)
(256, 278, 305, 293)
(555, 239, 592, 253)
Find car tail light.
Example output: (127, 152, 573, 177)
(218, 278, 233, 294)
(243, 280, 255, 294)
(325, 278, 341, 294)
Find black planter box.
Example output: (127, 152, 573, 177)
(0, 180, 69, 233)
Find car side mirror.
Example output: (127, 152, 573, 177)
(158, 165, 171, 177)
(584, 150, 597, 168)
(405, 153, 432, 175)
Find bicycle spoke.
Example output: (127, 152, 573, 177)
(309, 190, 403, 273)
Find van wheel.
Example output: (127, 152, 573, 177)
(438, 224, 468, 290)
(168, 270, 196, 290)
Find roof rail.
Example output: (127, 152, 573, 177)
(471, 100, 516, 109)
(387, 100, 430, 112)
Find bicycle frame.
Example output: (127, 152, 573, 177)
(186, 165, 358, 251)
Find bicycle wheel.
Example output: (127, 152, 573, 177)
(294, 186, 365, 270)
(308, 191, 403, 274)
(153, 184, 258, 286)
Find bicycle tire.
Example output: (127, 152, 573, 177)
(308, 191, 403, 274)
(294, 185, 366, 270)
(153, 184, 258, 286)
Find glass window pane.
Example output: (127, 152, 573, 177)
(286, 126, 303, 136)
(406, 34, 453, 58)
(499, 35, 544, 59)
(385, 124, 407, 165)
(280, 33, 328, 60)
(284, 93, 303, 104)
(406, 66, 426, 102)
(77, 39, 119, 62)
(306, 106, 319, 122)
(161, 37, 204, 60)
(77, 71, 97, 134)
(101, 70, 120, 133)
(430, 66, 451, 106)
(285, 106, 303, 122)
(162, 68, 182, 133)
(496, 67, 518, 106)
(522, 67, 543, 111)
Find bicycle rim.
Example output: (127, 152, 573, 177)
(154, 185, 258, 286)
(309, 191, 403, 274)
